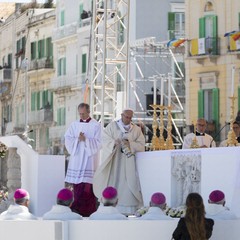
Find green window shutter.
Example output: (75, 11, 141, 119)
(41, 39, 45, 58)
(31, 42, 35, 60)
(198, 90, 204, 118)
(60, 10, 65, 26)
(42, 90, 46, 107)
(37, 92, 41, 110)
(63, 57, 66, 75)
(199, 17, 206, 38)
(212, 88, 219, 127)
(212, 15, 218, 55)
(46, 37, 53, 58)
(22, 36, 26, 50)
(57, 59, 61, 76)
(50, 92, 53, 109)
(7, 54, 12, 68)
(16, 40, 20, 52)
(38, 40, 41, 59)
(31, 92, 35, 111)
(79, 3, 84, 21)
(57, 108, 61, 126)
(82, 54, 86, 73)
(168, 12, 175, 39)
(61, 107, 66, 125)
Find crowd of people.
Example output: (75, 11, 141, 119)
(0, 102, 239, 240)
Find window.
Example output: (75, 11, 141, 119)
(168, 12, 185, 39)
(7, 54, 12, 68)
(58, 57, 66, 76)
(46, 37, 53, 59)
(38, 39, 45, 59)
(31, 90, 53, 111)
(57, 107, 66, 126)
(198, 88, 219, 128)
(199, 15, 218, 54)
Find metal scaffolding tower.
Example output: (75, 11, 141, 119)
(90, 0, 130, 127)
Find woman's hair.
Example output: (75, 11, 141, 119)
(185, 192, 206, 240)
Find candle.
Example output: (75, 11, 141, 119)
(153, 78, 157, 104)
(168, 74, 171, 106)
(160, 76, 164, 105)
(231, 66, 235, 97)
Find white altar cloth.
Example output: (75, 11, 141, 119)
(136, 147, 240, 217)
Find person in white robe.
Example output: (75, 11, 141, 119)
(42, 188, 82, 221)
(89, 187, 127, 220)
(182, 118, 216, 149)
(93, 109, 145, 215)
(0, 189, 37, 220)
(219, 121, 240, 147)
(139, 192, 173, 220)
(206, 190, 237, 220)
(65, 103, 101, 217)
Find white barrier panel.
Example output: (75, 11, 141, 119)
(0, 220, 64, 240)
(0, 219, 240, 240)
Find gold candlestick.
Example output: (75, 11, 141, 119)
(190, 120, 199, 148)
(227, 96, 238, 146)
(158, 105, 166, 150)
(150, 104, 160, 150)
(165, 105, 175, 150)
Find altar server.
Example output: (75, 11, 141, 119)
(182, 118, 216, 149)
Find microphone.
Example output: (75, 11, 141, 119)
(210, 122, 230, 147)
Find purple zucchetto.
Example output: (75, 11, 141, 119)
(14, 189, 29, 199)
(102, 187, 118, 199)
(151, 192, 166, 205)
(209, 190, 225, 203)
(57, 188, 73, 201)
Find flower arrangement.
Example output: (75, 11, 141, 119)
(164, 205, 186, 218)
(0, 186, 8, 203)
(0, 142, 8, 158)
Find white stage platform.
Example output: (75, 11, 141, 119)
(136, 147, 240, 217)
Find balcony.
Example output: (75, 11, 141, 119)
(28, 57, 54, 71)
(226, 36, 240, 58)
(0, 68, 12, 83)
(79, 17, 91, 28)
(51, 74, 86, 90)
(188, 37, 220, 64)
(49, 125, 66, 140)
(52, 22, 77, 41)
(28, 109, 53, 125)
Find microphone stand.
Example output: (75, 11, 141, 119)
(210, 122, 230, 147)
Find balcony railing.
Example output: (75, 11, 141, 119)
(79, 17, 91, 28)
(188, 37, 220, 57)
(52, 22, 77, 41)
(49, 125, 66, 140)
(29, 57, 54, 71)
(28, 109, 53, 125)
(51, 74, 86, 90)
(0, 68, 12, 83)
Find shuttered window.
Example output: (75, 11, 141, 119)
(82, 54, 87, 73)
(198, 90, 204, 118)
(212, 88, 219, 130)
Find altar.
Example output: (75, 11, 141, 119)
(136, 147, 240, 217)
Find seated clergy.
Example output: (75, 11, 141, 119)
(206, 190, 237, 220)
(43, 188, 82, 220)
(89, 187, 127, 220)
(139, 192, 173, 220)
(0, 188, 37, 220)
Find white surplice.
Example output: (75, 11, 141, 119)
(65, 119, 101, 184)
(182, 133, 216, 149)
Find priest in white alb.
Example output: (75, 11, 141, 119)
(93, 108, 145, 215)
(65, 103, 101, 217)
